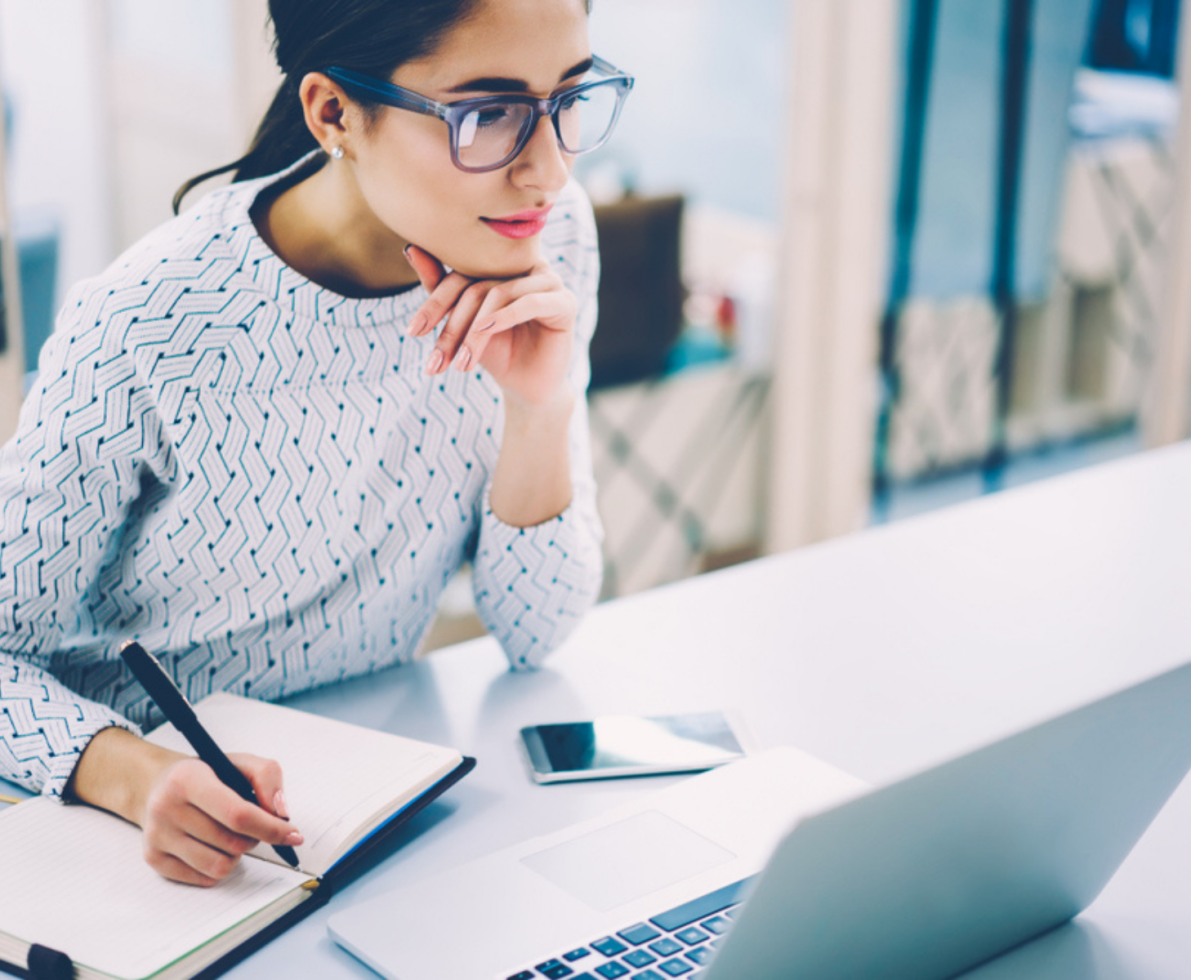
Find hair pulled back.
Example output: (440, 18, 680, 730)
(172, 0, 480, 213)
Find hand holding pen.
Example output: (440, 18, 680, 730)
(112, 642, 303, 885)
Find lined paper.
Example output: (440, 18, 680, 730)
(145, 694, 461, 875)
(0, 798, 307, 979)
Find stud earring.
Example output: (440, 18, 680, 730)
(329, 146, 345, 159)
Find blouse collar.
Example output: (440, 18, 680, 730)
(222, 151, 425, 329)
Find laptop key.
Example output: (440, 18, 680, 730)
(632, 973, 665, 980)
(674, 927, 708, 946)
(535, 961, 573, 979)
(658, 959, 693, 976)
(618, 922, 662, 945)
(564, 949, 592, 961)
(594, 964, 629, 979)
(508, 973, 536, 980)
(623, 949, 657, 967)
(649, 878, 754, 932)
(686, 948, 712, 966)
(700, 915, 729, 935)
(592, 937, 629, 957)
(648, 938, 683, 957)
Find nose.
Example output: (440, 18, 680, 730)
(510, 113, 571, 191)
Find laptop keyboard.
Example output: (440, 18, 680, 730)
(504, 877, 754, 980)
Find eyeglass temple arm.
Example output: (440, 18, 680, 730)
(326, 59, 631, 116)
(323, 66, 446, 119)
(591, 55, 629, 79)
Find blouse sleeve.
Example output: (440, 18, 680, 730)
(471, 182, 605, 668)
(0, 284, 150, 800)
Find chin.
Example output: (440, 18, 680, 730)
(447, 240, 540, 281)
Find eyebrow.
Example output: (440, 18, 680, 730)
(446, 57, 595, 95)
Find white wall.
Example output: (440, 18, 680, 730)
(106, 0, 276, 251)
(0, 0, 276, 302)
(585, 0, 789, 223)
(0, 0, 113, 304)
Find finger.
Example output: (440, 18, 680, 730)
(153, 824, 244, 882)
(409, 271, 473, 338)
(403, 244, 446, 294)
(186, 765, 304, 846)
(230, 753, 288, 819)
(431, 281, 495, 375)
(468, 273, 565, 337)
(145, 850, 220, 888)
(174, 800, 260, 858)
(464, 295, 576, 366)
(460, 275, 566, 366)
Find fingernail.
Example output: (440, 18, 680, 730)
(454, 347, 472, 371)
(408, 313, 427, 336)
(426, 349, 444, 374)
(403, 244, 413, 259)
(476, 320, 496, 334)
(273, 790, 290, 820)
(284, 830, 304, 846)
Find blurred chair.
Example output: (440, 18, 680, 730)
(589, 193, 685, 390)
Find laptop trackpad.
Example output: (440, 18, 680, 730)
(521, 810, 736, 912)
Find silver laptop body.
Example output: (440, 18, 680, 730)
(329, 660, 1191, 980)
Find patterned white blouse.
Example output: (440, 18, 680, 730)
(0, 157, 604, 800)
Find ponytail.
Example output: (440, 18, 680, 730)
(172, 77, 318, 214)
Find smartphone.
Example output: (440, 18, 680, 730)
(519, 711, 748, 784)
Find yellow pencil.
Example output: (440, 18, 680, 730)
(0, 793, 24, 805)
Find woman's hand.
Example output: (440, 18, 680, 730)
(138, 752, 302, 886)
(71, 727, 302, 887)
(404, 245, 578, 409)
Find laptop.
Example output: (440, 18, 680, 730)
(328, 660, 1191, 979)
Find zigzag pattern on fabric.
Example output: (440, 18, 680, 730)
(0, 157, 604, 799)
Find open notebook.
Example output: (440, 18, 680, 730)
(0, 693, 473, 980)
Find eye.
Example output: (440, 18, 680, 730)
(474, 106, 513, 128)
(559, 93, 590, 112)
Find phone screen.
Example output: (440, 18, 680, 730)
(521, 712, 746, 782)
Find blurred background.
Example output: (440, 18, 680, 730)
(0, 0, 1189, 646)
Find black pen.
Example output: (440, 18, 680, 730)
(120, 640, 300, 868)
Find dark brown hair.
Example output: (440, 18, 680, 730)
(172, 0, 481, 213)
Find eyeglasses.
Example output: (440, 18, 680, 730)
(323, 56, 634, 173)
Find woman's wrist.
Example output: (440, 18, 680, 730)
(69, 726, 186, 826)
(502, 385, 574, 426)
(490, 389, 575, 527)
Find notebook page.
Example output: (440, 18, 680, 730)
(146, 694, 461, 876)
(0, 798, 308, 980)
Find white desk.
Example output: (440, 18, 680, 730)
(8, 442, 1190, 978)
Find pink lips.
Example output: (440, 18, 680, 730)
(480, 206, 554, 240)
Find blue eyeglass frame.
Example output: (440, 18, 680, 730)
(323, 56, 634, 173)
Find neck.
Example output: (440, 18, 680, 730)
(251, 159, 421, 299)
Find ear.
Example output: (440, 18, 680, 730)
(298, 71, 351, 155)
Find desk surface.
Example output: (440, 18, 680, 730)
(10, 442, 1191, 978)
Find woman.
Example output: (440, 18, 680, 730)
(0, 0, 628, 885)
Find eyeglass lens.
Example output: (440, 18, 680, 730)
(455, 81, 623, 169)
